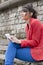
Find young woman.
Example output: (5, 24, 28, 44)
(5, 4, 43, 65)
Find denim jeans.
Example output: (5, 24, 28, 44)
(5, 41, 36, 65)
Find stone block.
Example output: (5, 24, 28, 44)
(32, 2, 37, 7)
(14, 19, 19, 24)
(38, 10, 43, 15)
(19, 19, 25, 24)
(9, 13, 15, 18)
(11, 8, 17, 13)
(36, 6, 41, 11)
(40, 6, 43, 11)
(38, 0, 43, 6)
(37, 15, 43, 21)
(36, 6, 43, 11)
(33, 62, 43, 65)
(41, 21, 43, 23)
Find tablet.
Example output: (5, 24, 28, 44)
(5, 33, 11, 39)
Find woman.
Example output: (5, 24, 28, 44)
(5, 4, 43, 65)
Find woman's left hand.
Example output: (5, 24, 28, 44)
(9, 36, 21, 44)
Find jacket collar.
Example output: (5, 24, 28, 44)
(26, 18, 34, 30)
(30, 18, 34, 24)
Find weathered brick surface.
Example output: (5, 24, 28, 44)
(0, 8, 26, 39)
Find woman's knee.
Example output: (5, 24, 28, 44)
(8, 41, 13, 46)
(8, 41, 20, 48)
(8, 41, 16, 47)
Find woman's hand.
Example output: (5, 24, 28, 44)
(8, 36, 21, 44)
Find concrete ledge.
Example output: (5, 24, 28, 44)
(0, 0, 39, 11)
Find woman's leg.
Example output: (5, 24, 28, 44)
(15, 48, 36, 62)
(5, 41, 20, 65)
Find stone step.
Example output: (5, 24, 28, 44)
(0, 54, 31, 65)
(0, 45, 7, 51)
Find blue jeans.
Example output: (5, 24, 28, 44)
(5, 41, 36, 65)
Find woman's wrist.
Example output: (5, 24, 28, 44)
(18, 40, 21, 44)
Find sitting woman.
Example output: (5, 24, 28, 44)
(5, 4, 43, 65)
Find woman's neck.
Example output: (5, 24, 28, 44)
(26, 18, 31, 25)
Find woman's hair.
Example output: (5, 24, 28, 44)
(22, 4, 37, 19)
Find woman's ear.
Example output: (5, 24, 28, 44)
(31, 12, 33, 16)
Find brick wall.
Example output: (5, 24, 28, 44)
(0, 0, 43, 39)
(0, 7, 26, 39)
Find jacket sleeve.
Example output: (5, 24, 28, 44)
(20, 20, 41, 48)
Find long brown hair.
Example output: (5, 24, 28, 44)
(22, 4, 37, 19)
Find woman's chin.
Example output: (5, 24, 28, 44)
(21, 17, 27, 21)
(22, 18, 25, 20)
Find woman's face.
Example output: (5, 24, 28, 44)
(21, 11, 31, 21)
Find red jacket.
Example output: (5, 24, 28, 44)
(20, 18, 43, 61)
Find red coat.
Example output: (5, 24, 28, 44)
(20, 18, 43, 61)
